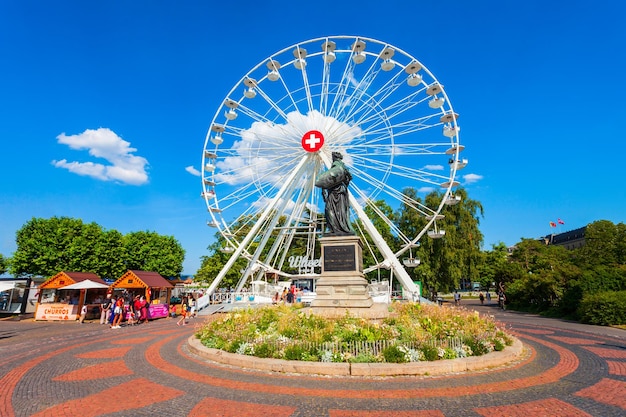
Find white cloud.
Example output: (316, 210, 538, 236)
(214, 110, 361, 187)
(185, 165, 201, 176)
(423, 164, 444, 171)
(463, 173, 483, 184)
(418, 186, 435, 193)
(52, 128, 149, 185)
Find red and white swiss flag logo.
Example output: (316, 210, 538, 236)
(301, 130, 324, 152)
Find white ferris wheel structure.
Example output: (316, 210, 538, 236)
(200, 35, 466, 297)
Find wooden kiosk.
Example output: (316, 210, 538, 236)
(110, 270, 174, 319)
(35, 271, 108, 321)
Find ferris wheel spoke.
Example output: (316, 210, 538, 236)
(234, 102, 277, 125)
(348, 142, 450, 156)
(326, 54, 363, 120)
(348, 164, 438, 218)
(296, 62, 315, 113)
(350, 154, 451, 187)
(342, 73, 408, 126)
(253, 82, 292, 122)
(350, 79, 428, 127)
(356, 111, 443, 141)
(338, 62, 384, 121)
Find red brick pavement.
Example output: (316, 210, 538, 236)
(0, 305, 624, 416)
(474, 397, 593, 417)
(574, 378, 626, 410)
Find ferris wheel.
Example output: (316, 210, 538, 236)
(201, 35, 466, 295)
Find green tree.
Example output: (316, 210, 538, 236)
(0, 253, 7, 275)
(574, 220, 626, 267)
(477, 242, 509, 289)
(11, 217, 101, 277)
(96, 230, 127, 279)
(11, 217, 185, 279)
(505, 238, 579, 310)
(397, 187, 483, 293)
(123, 231, 185, 277)
(615, 222, 626, 265)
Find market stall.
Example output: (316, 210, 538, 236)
(35, 272, 108, 321)
(109, 270, 174, 320)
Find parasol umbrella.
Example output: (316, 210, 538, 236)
(60, 280, 109, 290)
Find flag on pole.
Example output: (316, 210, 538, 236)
(558, 218, 565, 225)
(549, 221, 557, 228)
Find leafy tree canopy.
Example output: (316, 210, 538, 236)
(10, 217, 184, 279)
(0, 253, 7, 275)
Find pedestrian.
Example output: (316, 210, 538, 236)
(79, 304, 87, 323)
(189, 297, 197, 318)
(486, 291, 491, 304)
(133, 295, 142, 323)
(100, 296, 111, 324)
(177, 297, 188, 326)
(108, 296, 117, 326)
(453, 290, 461, 306)
(479, 292, 484, 305)
(111, 296, 124, 329)
(498, 291, 506, 310)
(127, 297, 137, 325)
(140, 296, 149, 323)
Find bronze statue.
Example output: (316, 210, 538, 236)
(315, 152, 354, 236)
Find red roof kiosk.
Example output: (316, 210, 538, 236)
(110, 270, 174, 319)
(35, 272, 108, 321)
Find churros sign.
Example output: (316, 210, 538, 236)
(35, 303, 78, 320)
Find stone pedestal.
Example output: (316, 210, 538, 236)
(311, 235, 373, 309)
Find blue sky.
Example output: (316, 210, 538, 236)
(1, 0, 624, 275)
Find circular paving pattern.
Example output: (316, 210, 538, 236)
(0, 303, 624, 416)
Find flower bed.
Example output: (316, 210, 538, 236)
(196, 303, 513, 363)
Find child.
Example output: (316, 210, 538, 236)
(79, 304, 87, 323)
(176, 298, 188, 326)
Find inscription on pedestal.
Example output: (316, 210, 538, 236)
(323, 245, 356, 271)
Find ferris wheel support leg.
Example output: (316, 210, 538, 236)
(234, 167, 310, 293)
(205, 157, 311, 296)
(347, 194, 420, 301)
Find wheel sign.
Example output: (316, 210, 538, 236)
(301, 130, 324, 152)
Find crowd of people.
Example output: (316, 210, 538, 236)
(77, 291, 199, 328)
(97, 292, 151, 328)
(272, 284, 306, 304)
(176, 295, 196, 326)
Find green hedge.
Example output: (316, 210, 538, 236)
(578, 291, 626, 325)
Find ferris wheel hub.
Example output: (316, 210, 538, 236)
(301, 130, 325, 152)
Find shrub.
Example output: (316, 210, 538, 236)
(254, 342, 277, 358)
(284, 344, 307, 360)
(493, 338, 506, 351)
(464, 336, 491, 356)
(578, 291, 626, 325)
(382, 345, 409, 363)
(421, 345, 439, 361)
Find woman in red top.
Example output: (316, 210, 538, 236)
(133, 296, 143, 322)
